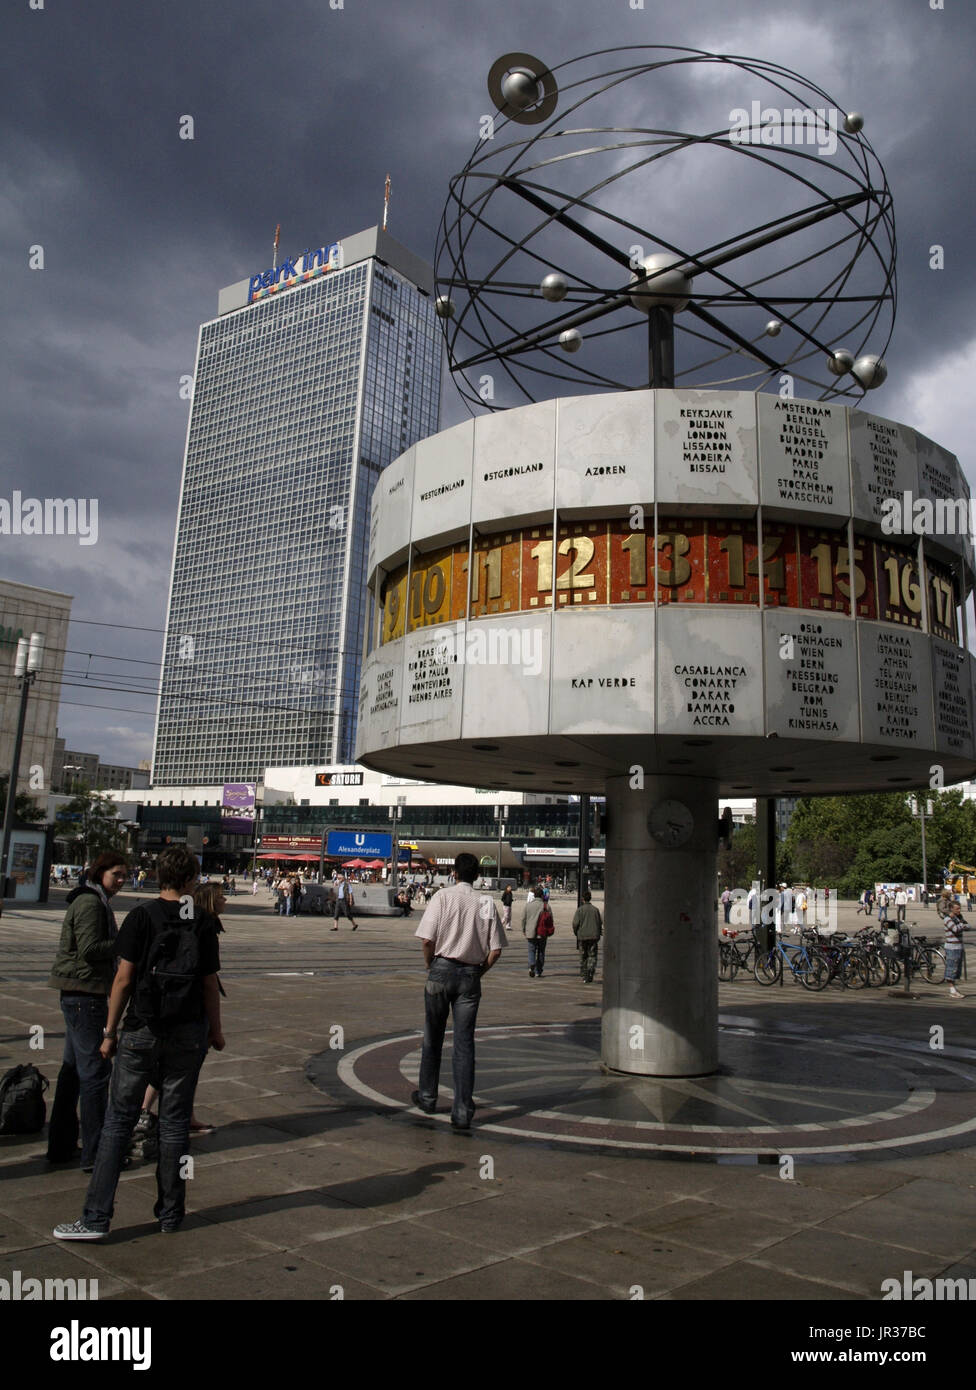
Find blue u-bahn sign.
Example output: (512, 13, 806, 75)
(326, 830, 393, 859)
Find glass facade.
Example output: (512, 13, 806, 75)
(259, 803, 591, 844)
(152, 242, 440, 785)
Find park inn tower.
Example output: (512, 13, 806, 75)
(152, 227, 441, 785)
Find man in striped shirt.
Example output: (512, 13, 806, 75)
(941, 900, 968, 1000)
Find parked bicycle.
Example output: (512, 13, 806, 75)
(803, 929, 870, 989)
(754, 934, 828, 990)
(907, 929, 946, 983)
(718, 928, 757, 982)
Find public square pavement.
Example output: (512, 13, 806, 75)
(1, 888, 975, 1301)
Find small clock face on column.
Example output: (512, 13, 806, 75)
(649, 799, 694, 848)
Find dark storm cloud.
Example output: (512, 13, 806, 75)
(2, 0, 973, 765)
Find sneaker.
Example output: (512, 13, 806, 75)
(159, 1221, 182, 1234)
(529, 968, 535, 977)
(950, 987, 964, 998)
(53, 1220, 106, 1241)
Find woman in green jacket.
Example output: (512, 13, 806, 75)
(46, 851, 128, 1167)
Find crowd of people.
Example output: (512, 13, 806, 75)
(38, 841, 975, 1242)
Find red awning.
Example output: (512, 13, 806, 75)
(256, 852, 323, 861)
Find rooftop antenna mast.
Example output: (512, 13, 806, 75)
(272, 223, 281, 272)
(383, 175, 391, 232)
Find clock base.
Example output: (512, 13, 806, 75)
(601, 772, 720, 1076)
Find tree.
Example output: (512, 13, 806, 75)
(0, 774, 46, 825)
(784, 789, 976, 897)
(55, 790, 124, 865)
(719, 823, 758, 889)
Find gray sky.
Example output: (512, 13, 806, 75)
(2, 0, 973, 772)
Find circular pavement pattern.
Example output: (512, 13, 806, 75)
(307, 1016, 976, 1159)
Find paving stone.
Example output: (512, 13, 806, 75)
(662, 1262, 870, 1300)
(68, 1213, 275, 1284)
(0, 1240, 135, 1300)
(320, 1163, 498, 1220)
(398, 1257, 610, 1300)
(0, 1213, 50, 1255)
(420, 1187, 598, 1255)
(821, 1179, 976, 1260)
(189, 1191, 397, 1248)
(627, 1204, 802, 1258)
(148, 1251, 386, 1301)
(298, 1219, 506, 1294)
(519, 1225, 739, 1297)
(748, 1227, 947, 1297)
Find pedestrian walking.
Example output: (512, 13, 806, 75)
(895, 886, 908, 922)
(572, 890, 602, 983)
(721, 888, 732, 924)
(500, 884, 513, 931)
(411, 852, 505, 1130)
(291, 876, 303, 916)
(522, 889, 552, 978)
(53, 845, 224, 1241)
(796, 886, 808, 927)
(331, 875, 358, 930)
(877, 889, 888, 923)
(46, 853, 129, 1168)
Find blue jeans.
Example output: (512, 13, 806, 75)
(417, 959, 482, 1126)
(83, 1021, 209, 1232)
(48, 995, 111, 1165)
(527, 937, 547, 974)
(945, 944, 964, 982)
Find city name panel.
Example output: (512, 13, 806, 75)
(356, 391, 976, 799)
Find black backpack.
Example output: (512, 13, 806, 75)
(0, 1064, 49, 1134)
(133, 901, 204, 1027)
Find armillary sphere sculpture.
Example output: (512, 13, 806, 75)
(435, 46, 894, 410)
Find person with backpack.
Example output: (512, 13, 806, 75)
(53, 845, 224, 1242)
(131, 879, 226, 1158)
(46, 852, 129, 1168)
(572, 891, 603, 984)
(522, 885, 553, 978)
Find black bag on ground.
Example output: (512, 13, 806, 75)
(133, 901, 203, 1026)
(0, 1063, 49, 1134)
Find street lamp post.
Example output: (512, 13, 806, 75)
(910, 796, 934, 906)
(1, 633, 44, 909)
(389, 804, 403, 888)
(493, 804, 509, 888)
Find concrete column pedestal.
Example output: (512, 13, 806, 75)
(601, 774, 719, 1076)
